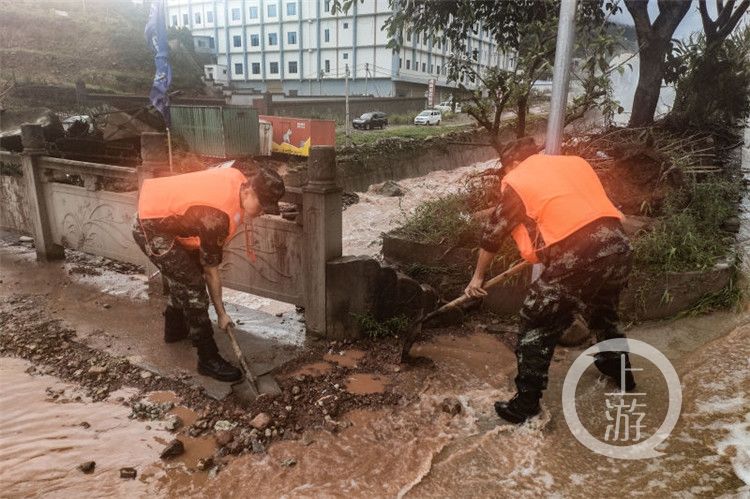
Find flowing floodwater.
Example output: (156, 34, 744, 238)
(342, 159, 499, 256)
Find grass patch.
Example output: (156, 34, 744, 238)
(353, 313, 410, 340)
(392, 193, 481, 247)
(633, 181, 739, 273)
(336, 123, 472, 148)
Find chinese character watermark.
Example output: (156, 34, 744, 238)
(562, 339, 682, 460)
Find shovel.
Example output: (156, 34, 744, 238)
(225, 324, 281, 405)
(400, 261, 531, 362)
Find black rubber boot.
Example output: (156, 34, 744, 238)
(163, 306, 189, 343)
(193, 331, 242, 383)
(183, 308, 242, 382)
(197, 353, 243, 382)
(594, 351, 636, 392)
(494, 391, 542, 424)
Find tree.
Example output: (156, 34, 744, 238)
(624, 0, 691, 127)
(335, 0, 622, 150)
(698, 0, 750, 48)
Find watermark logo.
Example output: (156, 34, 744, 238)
(562, 338, 682, 460)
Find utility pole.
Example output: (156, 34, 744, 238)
(345, 64, 351, 147)
(545, 0, 577, 155)
(364, 63, 369, 96)
(533, 0, 578, 282)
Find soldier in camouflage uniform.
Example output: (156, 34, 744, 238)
(133, 164, 284, 382)
(465, 139, 635, 424)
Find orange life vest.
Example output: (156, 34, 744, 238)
(501, 154, 622, 263)
(138, 167, 247, 250)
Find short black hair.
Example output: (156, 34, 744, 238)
(500, 137, 540, 167)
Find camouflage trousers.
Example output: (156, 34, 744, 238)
(132, 220, 210, 311)
(515, 222, 633, 394)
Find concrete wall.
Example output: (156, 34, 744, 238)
(0, 153, 32, 234)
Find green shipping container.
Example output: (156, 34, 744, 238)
(170, 105, 260, 158)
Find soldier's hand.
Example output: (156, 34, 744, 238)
(217, 313, 233, 331)
(464, 276, 488, 298)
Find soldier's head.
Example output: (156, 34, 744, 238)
(500, 137, 540, 171)
(237, 163, 286, 219)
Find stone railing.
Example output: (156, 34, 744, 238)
(6, 124, 345, 338)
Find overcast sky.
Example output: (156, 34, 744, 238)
(610, 0, 748, 40)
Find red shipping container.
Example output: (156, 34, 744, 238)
(259, 115, 336, 157)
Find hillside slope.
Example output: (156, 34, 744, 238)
(0, 0, 205, 96)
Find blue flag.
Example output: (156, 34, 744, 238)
(145, 0, 172, 126)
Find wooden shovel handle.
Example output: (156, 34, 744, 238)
(226, 324, 258, 384)
(425, 261, 531, 321)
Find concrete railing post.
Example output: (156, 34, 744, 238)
(21, 124, 64, 261)
(303, 146, 342, 336)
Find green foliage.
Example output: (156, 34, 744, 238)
(666, 26, 750, 130)
(354, 313, 410, 340)
(393, 193, 482, 247)
(633, 181, 740, 272)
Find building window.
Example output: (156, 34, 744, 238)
(406, 31, 411, 42)
(406, 59, 411, 70)
(268, 33, 278, 45)
(208, 37, 215, 49)
(287, 2, 296, 16)
(343, 22, 349, 29)
(252, 62, 261, 74)
(171, 15, 177, 26)
(250, 34, 259, 46)
(288, 61, 298, 73)
(398, 58, 402, 68)
(423, 34, 427, 44)
(422, 62, 426, 72)
(231, 8, 240, 21)
(206, 11, 213, 23)
(287, 31, 297, 44)
(436, 65, 440, 75)
(234, 63, 243, 75)
(324, 29, 330, 42)
(182, 13, 189, 25)
(267, 4, 277, 17)
(249, 6, 258, 19)
(324, 59, 330, 73)
(430, 64, 434, 73)
(324, 0, 330, 12)
(343, 52, 348, 60)
(233, 35, 242, 48)
(270, 61, 279, 74)
(437, 39, 441, 49)
(194, 12, 201, 24)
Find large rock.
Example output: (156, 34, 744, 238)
(372, 180, 404, 197)
(250, 412, 271, 430)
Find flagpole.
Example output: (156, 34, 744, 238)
(166, 126, 174, 172)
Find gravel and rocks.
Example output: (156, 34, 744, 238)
(0, 292, 406, 465)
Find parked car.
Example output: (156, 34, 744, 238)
(434, 101, 462, 113)
(352, 111, 388, 130)
(414, 109, 442, 126)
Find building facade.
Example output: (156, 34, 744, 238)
(166, 0, 514, 98)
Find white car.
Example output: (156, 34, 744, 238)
(434, 101, 462, 113)
(414, 109, 442, 126)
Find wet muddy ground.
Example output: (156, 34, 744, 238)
(1, 238, 749, 497)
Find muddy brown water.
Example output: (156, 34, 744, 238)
(2, 319, 748, 496)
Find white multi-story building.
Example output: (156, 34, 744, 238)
(166, 0, 514, 98)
